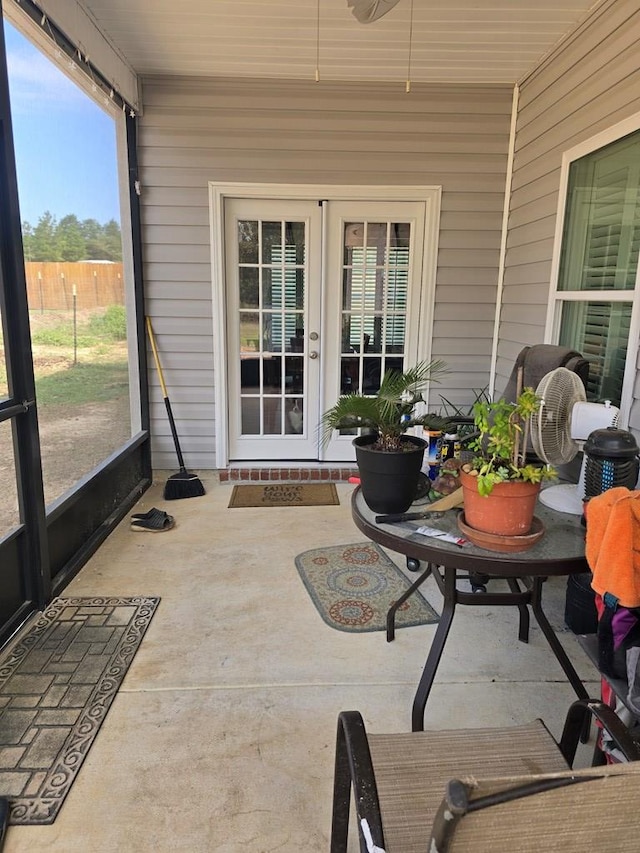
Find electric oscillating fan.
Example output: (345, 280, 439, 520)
(530, 367, 619, 514)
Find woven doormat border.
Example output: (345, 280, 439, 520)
(228, 483, 340, 508)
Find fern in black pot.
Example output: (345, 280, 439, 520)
(322, 360, 449, 513)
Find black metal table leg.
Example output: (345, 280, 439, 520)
(387, 562, 433, 642)
(411, 565, 457, 731)
(529, 578, 589, 702)
(529, 578, 590, 742)
(506, 577, 530, 643)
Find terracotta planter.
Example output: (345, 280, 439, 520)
(459, 468, 541, 536)
(354, 434, 426, 514)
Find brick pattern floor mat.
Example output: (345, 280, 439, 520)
(0, 597, 160, 825)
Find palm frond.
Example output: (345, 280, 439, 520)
(321, 394, 384, 442)
(378, 359, 448, 401)
(322, 359, 449, 448)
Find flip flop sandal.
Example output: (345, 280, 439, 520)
(131, 507, 166, 520)
(130, 508, 175, 532)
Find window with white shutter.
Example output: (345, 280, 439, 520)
(551, 131, 640, 417)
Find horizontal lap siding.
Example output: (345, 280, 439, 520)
(139, 77, 512, 467)
(499, 0, 640, 440)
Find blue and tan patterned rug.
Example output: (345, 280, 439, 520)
(295, 543, 438, 633)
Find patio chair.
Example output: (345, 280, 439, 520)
(502, 343, 589, 403)
(449, 343, 589, 452)
(330, 699, 640, 852)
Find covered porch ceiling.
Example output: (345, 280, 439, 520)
(82, 0, 602, 86)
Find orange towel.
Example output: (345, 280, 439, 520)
(586, 487, 640, 608)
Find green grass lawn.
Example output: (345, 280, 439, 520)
(35, 361, 129, 406)
(0, 305, 129, 406)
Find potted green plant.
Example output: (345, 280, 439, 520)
(322, 359, 449, 513)
(459, 386, 556, 536)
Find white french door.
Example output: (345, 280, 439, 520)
(226, 198, 323, 460)
(322, 200, 428, 461)
(223, 193, 435, 463)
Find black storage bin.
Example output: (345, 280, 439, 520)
(565, 572, 598, 634)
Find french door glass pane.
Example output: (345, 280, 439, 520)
(559, 301, 631, 405)
(240, 397, 259, 434)
(340, 220, 410, 394)
(5, 21, 131, 507)
(238, 220, 258, 263)
(239, 268, 259, 308)
(237, 218, 306, 436)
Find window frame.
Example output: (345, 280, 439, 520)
(546, 113, 640, 429)
(4, 10, 143, 458)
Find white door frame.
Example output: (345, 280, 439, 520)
(209, 182, 441, 468)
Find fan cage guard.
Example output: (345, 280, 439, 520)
(532, 368, 586, 465)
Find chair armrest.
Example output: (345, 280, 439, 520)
(558, 699, 640, 765)
(430, 773, 600, 851)
(428, 762, 640, 853)
(331, 711, 385, 853)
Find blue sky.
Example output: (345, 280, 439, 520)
(3, 20, 121, 227)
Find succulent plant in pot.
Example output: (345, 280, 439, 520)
(322, 359, 449, 513)
(459, 386, 557, 537)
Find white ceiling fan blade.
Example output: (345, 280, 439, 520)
(347, 0, 403, 24)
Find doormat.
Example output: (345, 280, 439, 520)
(0, 596, 160, 825)
(295, 543, 438, 633)
(228, 483, 339, 508)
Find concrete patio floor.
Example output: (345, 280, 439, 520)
(2, 477, 600, 851)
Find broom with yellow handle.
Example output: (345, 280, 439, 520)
(146, 317, 205, 500)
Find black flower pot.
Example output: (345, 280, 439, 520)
(353, 434, 427, 514)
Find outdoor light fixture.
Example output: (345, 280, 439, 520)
(347, 0, 402, 23)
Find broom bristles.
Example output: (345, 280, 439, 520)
(163, 468, 206, 500)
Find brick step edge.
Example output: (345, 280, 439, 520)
(219, 467, 358, 483)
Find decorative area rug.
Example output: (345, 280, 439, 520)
(0, 596, 160, 825)
(295, 543, 438, 632)
(228, 483, 339, 508)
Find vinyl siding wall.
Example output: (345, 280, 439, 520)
(499, 0, 640, 435)
(138, 77, 512, 468)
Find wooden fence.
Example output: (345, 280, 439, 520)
(25, 262, 125, 311)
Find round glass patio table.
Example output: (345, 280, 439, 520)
(351, 487, 590, 731)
